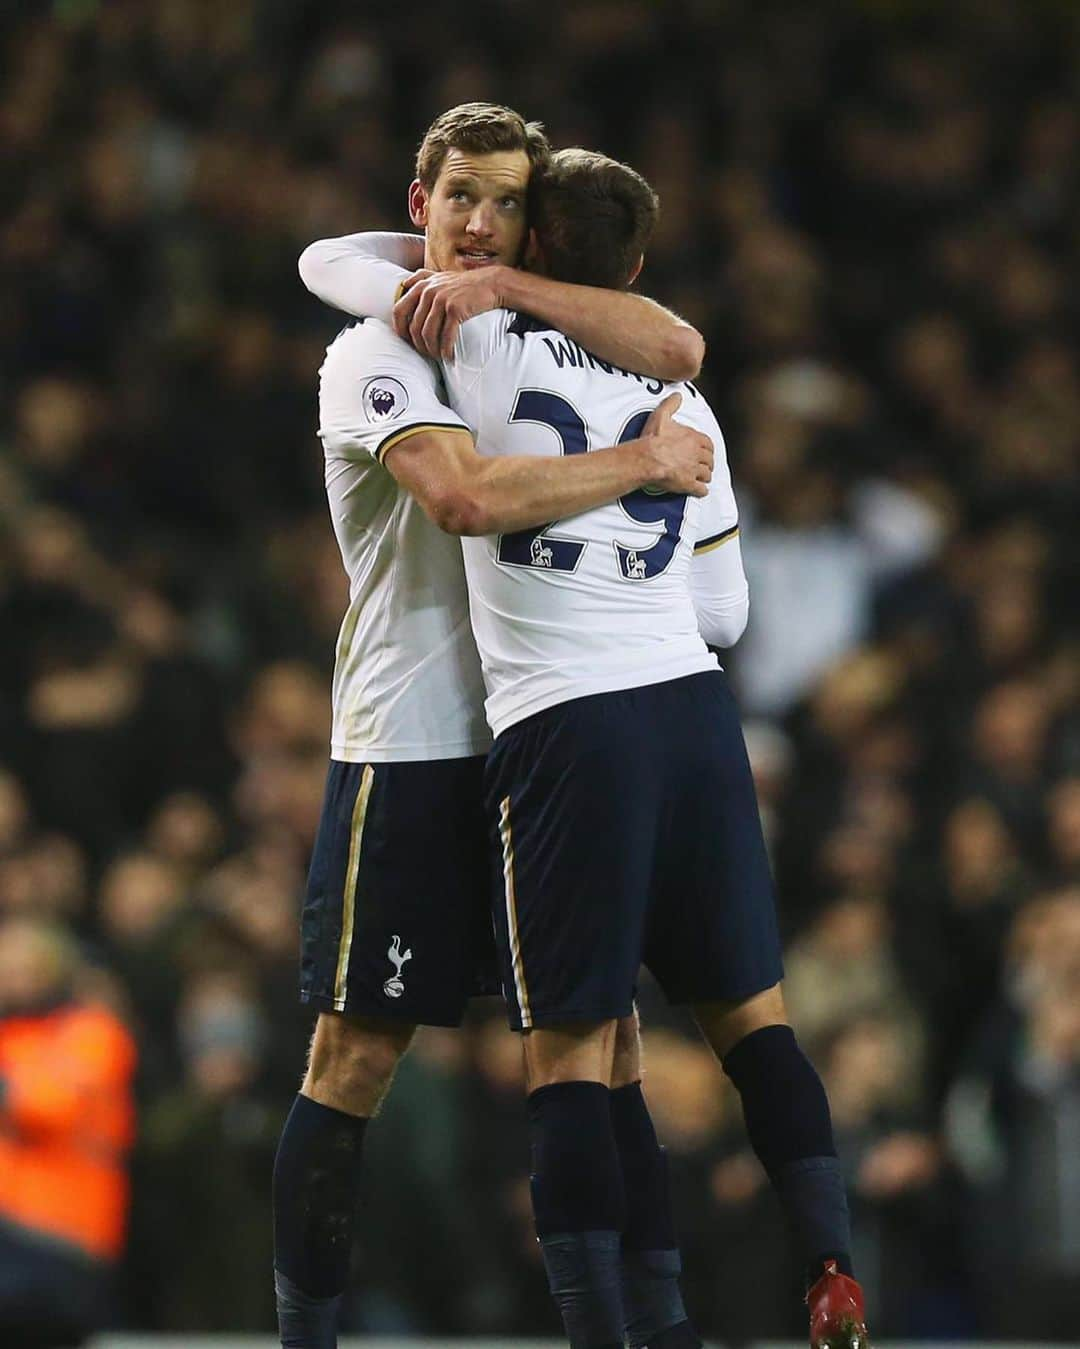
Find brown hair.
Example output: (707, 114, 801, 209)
(530, 147, 660, 290)
(415, 102, 550, 189)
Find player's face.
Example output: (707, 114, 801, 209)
(409, 148, 530, 273)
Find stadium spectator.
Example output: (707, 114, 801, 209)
(947, 889, 1080, 1338)
(129, 970, 284, 1332)
(0, 916, 136, 1347)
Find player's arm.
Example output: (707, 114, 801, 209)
(296, 231, 704, 380)
(691, 525, 749, 648)
(383, 394, 712, 537)
(397, 265, 704, 378)
(687, 414, 748, 647)
(298, 232, 424, 324)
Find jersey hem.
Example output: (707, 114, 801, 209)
(488, 653, 721, 739)
(330, 739, 491, 763)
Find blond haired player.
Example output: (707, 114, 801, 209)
(273, 105, 712, 1349)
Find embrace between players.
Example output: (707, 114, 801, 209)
(272, 103, 871, 1349)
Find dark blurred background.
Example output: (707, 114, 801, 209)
(0, 0, 1078, 1343)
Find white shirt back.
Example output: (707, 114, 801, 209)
(317, 319, 490, 761)
(445, 311, 739, 737)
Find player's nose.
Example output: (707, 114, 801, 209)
(466, 201, 496, 237)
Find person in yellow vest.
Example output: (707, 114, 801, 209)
(0, 916, 137, 1348)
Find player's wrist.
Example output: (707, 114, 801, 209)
(621, 437, 656, 487)
(496, 264, 525, 310)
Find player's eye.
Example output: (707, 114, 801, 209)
(500, 197, 522, 210)
(450, 189, 471, 203)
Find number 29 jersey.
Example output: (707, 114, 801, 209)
(445, 311, 739, 739)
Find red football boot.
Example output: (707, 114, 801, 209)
(806, 1260, 870, 1349)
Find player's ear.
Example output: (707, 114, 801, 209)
(628, 253, 644, 286)
(408, 179, 429, 229)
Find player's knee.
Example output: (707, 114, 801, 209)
(304, 1013, 415, 1115)
(523, 1019, 618, 1092)
(692, 982, 788, 1061)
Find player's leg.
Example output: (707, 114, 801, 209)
(692, 991, 853, 1291)
(274, 1012, 414, 1349)
(486, 696, 658, 1349)
(612, 1011, 702, 1349)
(645, 672, 868, 1348)
(276, 756, 491, 1349)
(693, 987, 868, 1348)
(523, 1020, 626, 1349)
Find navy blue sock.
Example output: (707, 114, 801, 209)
(610, 1082, 701, 1349)
(529, 1080, 626, 1349)
(646, 1323, 709, 1349)
(273, 1093, 368, 1346)
(722, 1024, 853, 1287)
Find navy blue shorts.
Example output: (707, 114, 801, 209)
(301, 756, 498, 1026)
(485, 671, 783, 1031)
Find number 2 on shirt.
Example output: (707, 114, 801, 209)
(495, 392, 688, 580)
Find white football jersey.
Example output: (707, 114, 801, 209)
(317, 319, 490, 761)
(445, 311, 739, 737)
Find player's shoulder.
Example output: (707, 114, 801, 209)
(325, 317, 433, 373)
(320, 317, 449, 417)
(491, 310, 572, 357)
(675, 378, 726, 452)
(454, 306, 515, 370)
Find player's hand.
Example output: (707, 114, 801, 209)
(393, 266, 508, 360)
(640, 392, 714, 497)
(395, 267, 434, 299)
(391, 269, 434, 351)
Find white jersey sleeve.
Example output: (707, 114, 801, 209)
(688, 418, 749, 648)
(691, 530, 749, 648)
(299, 232, 422, 326)
(318, 319, 470, 464)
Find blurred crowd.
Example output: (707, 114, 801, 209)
(1, 0, 1078, 1342)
